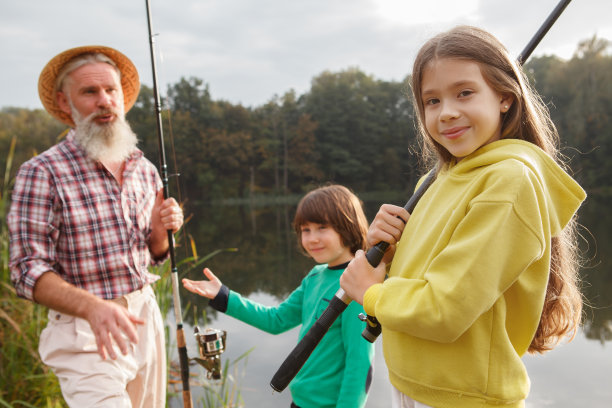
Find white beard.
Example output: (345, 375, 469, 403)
(71, 102, 139, 162)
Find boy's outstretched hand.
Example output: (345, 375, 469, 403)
(182, 268, 222, 299)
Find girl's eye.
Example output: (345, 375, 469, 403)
(459, 90, 473, 98)
(425, 98, 439, 106)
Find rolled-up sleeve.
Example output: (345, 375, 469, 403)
(8, 161, 60, 301)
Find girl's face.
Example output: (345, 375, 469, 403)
(421, 58, 512, 161)
(300, 222, 353, 267)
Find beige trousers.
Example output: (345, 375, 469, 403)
(39, 285, 166, 408)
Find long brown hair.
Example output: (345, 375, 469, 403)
(410, 26, 582, 353)
(293, 184, 368, 256)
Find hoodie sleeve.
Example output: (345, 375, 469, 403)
(367, 166, 549, 343)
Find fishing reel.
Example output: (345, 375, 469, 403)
(359, 313, 382, 342)
(192, 326, 227, 380)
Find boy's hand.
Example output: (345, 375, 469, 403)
(182, 268, 222, 299)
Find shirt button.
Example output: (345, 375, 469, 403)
(55, 314, 61, 320)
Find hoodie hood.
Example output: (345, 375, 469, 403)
(448, 139, 586, 235)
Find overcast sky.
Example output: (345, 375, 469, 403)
(2, 0, 611, 110)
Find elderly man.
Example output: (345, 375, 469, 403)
(8, 46, 183, 407)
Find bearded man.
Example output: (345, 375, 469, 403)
(8, 46, 183, 407)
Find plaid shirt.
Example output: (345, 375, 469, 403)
(9, 131, 163, 301)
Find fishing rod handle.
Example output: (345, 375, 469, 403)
(270, 293, 351, 392)
(365, 169, 437, 268)
(361, 170, 437, 341)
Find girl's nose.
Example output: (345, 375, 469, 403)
(439, 101, 459, 121)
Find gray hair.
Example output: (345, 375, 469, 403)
(55, 53, 121, 93)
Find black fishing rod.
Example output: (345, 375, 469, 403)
(270, 0, 574, 394)
(144, 1, 192, 407)
(518, 0, 573, 65)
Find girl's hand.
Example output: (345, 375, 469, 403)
(367, 204, 410, 248)
(182, 268, 222, 299)
(340, 250, 386, 305)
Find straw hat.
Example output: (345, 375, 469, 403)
(38, 45, 140, 127)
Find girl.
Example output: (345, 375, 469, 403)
(340, 26, 586, 408)
(183, 185, 374, 408)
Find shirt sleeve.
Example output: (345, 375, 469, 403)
(336, 300, 374, 408)
(8, 161, 60, 301)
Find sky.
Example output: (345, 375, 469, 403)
(2, 0, 611, 111)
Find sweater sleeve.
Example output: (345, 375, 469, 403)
(370, 174, 547, 343)
(225, 282, 305, 335)
(208, 284, 230, 312)
(336, 300, 374, 408)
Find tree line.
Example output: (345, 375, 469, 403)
(1, 35, 610, 203)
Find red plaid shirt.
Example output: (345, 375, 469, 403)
(9, 131, 163, 301)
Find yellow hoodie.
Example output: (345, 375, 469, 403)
(363, 139, 586, 407)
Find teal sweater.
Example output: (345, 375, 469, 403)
(209, 263, 374, 408)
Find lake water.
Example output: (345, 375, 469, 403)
(169, 194, 612, 407)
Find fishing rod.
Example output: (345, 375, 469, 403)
(144, 1, 192, 407)
(270, 0, 574, 394)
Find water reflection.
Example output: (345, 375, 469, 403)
(180, 195, 611, 336)
(173, 194, 611, 407)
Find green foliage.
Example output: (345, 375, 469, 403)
(525, 36, 612, 193)
(5, 36, 612, 204)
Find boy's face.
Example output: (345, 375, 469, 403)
(420, 58, 511, 161)
(300, 222, 353, 267)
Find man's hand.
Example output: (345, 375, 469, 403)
(152, 189, 183, 233)
(85, 298, 145, 360)
(150, 189, 184, 257)
(33, 271, 145, 360)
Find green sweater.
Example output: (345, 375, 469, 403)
(363, 139, 586, 408)
(210, 263, 374, 408)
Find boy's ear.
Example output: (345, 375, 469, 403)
(500, 95, 514, 113)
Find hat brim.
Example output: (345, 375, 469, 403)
(38, 45, 140, 127)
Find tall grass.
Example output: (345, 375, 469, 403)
(0, 136, 66, 407)
(0, 137, 246, 407)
